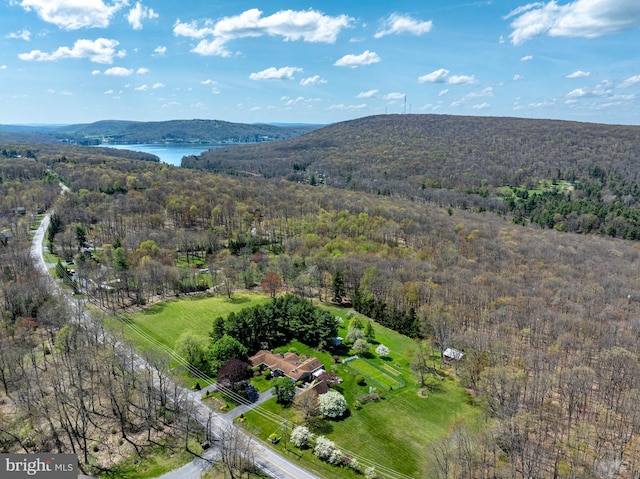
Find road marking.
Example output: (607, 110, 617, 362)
(256, 450, 317, 479)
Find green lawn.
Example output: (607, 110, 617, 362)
(244, 375, 479, 478)
(124, 292, 269, 351)
(347, 358, 403, 389)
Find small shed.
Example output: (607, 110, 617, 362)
(443, 347, 465, 362)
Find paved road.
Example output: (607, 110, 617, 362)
(30, 208, 323, 479)
(155, 448, 220, 479)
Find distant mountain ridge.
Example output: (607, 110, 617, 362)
(51, 119, 320, 145)
(182, 113, 640, 239)
(184, 113, 640, 190)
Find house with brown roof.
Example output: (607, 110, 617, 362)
(249, 350, 325, 382)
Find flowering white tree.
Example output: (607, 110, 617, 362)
(376, 343, 390, 357)
(290, 425, 311, 448)
(365, 466, 377, 479)
(353, 338, 369, 355)
(319, 390, 347, 418)
(313, 435, 335, 461)
(328, 448, 343, 465)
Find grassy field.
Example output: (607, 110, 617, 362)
(124, 292, 269, 351)
(347, 358, 404, 389)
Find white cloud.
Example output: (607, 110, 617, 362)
(249, 66, 302, 80)
(566, 70, 591, 78)
(1, 65, 7, 70)
(282, 96, 318, 107)
(153, 46, 167, 56)
(420, 69, 478, 85)
(448, 74, 477, 85)
(152, 83, 164, 89)
(513, 74, 524, 80)
(438, 89, 449, 96)
(174, 9, 352, 57)
(136, 67, 149, 74)
(619, 75, 640, 88)
(566, 81, 616, 98)
(328, 103, 367, 110)
(418, 68, 450, 83)
(356, 89, 379, 98)
(566, 87, 587, 97)
(134, 84, 148, 91)
(104, 89, 114, 94)
(7, 29, 31, 41)
(473, 87, 495, 97)
(472, 102, 491, 109)
(173, 19, 215, 39)
(104, 66, 134, 76)
(383, 92, 405, 100)
(127, 2, 158, 30)
(300, 75, 327, 86)
(200, 79, 216, 85)
(191, 38, 230, 57)
(18, 0, 126, 30)
(18, 38, 124, 64)
(334, 50, 381, 68)
(520, 55, 533, 61)
(374, 13, 433, 38)
(91, 69, 101, 75)
(450, 87, 494, 107)
(506, 0, 640, 45)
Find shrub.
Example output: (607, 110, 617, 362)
(313, 436, 335, 461)
(245, 384, 259, 403)
(352, 338, 369, 355)
(365, 466, 377, 479)
(319, 390, 347, 418)
(290, 425, 311, 448)
(375, 344, 390, 357)
(328, 448, 343, 465)
(356, 375, 367, 386)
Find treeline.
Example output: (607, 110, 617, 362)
(52, 119, 319, 145)
(222, 294, 338, 352)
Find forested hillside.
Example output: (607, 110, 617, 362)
(184, 114, 640, 239)
(2, 138, 640, 476)
(53, 119, 320, 145)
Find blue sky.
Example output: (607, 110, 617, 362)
(1, 0, 639, 125)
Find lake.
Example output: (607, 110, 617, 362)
(99, 143, 226, 167)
